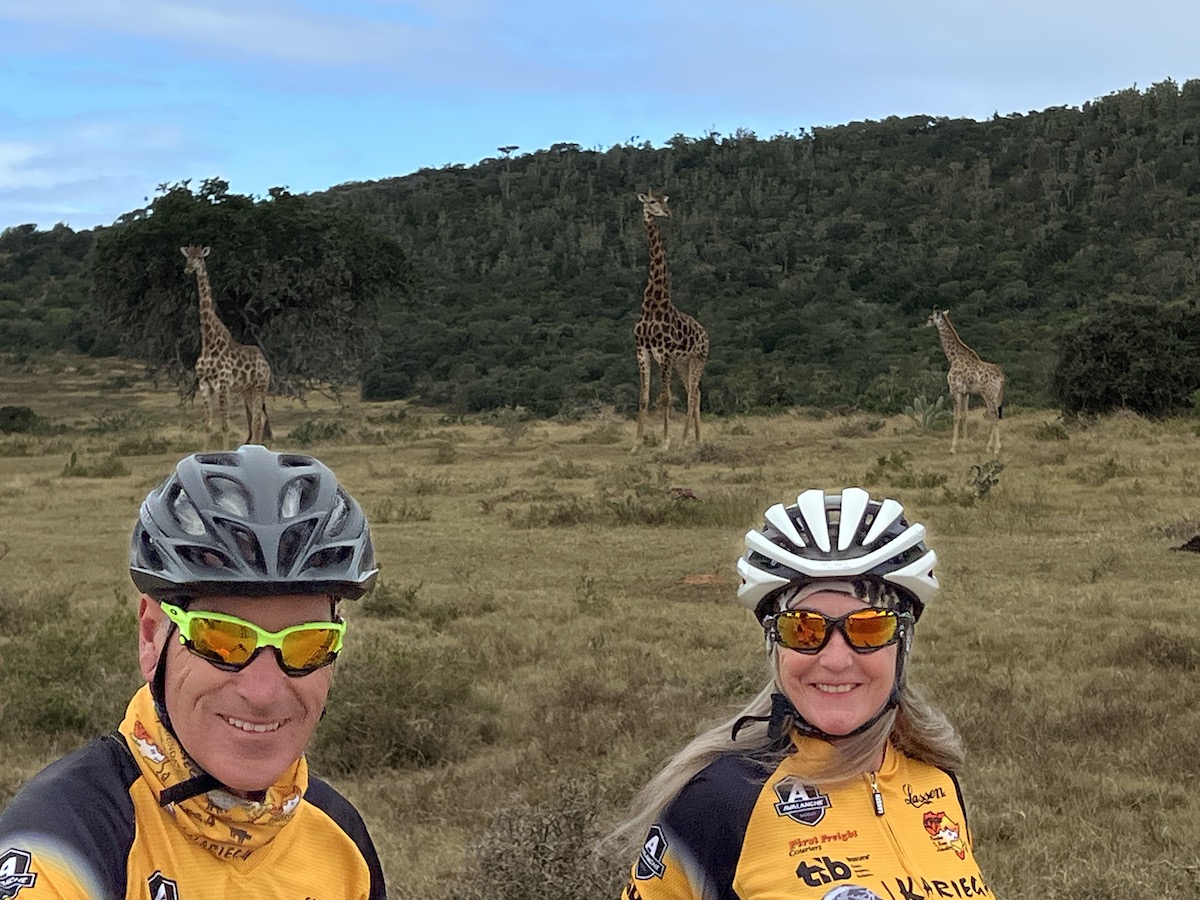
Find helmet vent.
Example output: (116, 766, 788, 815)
(302, 546, 352, 573)
(279, 454, 314, 469)
(213, 519, 266, 575)
(327, 489, 351, 537)
(137, 529, 164, 571)
(206, 476, 251, 518)
(195, 454, 236, 467)
(177, 545, 238, 572)
(278, 520, 317, 572)
(168, 485, 206, 536)
(281, 475, 319, 518)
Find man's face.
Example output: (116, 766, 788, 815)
(139, 593, 336, 795)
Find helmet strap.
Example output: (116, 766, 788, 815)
(737, 643, 909, 744)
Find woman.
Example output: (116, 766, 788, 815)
(613, 487, 991, 900)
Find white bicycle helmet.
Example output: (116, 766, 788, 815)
(736, 487, 937, 622)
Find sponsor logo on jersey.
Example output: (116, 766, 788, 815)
(795, 855, 854, 888)
(0, 849, 38, 899)
(923, 810, 967, 859)
(902, 783, 946, 808)
(773, 776, 832, 826)
(634, 825, 667, 880)
(148, 870, 180, 900)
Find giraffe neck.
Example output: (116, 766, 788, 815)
(935, 315, 971, 364)
(642, 214, 673, 314)
(193, 263, 232, 354)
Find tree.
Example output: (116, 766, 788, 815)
(90, 181, 410, 397)
(1051, 295, 1200, 416)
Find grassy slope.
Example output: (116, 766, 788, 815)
(1, 354, 1199, 898)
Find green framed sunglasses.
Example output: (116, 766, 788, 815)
(160, 601, 345, 677)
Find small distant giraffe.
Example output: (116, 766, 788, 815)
(633, 190, 708, 451)
(181, 245, 272, 448)
(926, 308, 1005, 454)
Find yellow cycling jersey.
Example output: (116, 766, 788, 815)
(0, 690, 384, 900)
(621, 738, 991, 900)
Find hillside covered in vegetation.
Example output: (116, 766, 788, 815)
(4, 79, 1200, 417)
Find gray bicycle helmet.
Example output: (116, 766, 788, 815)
(130, 444, 378, 600)
(736, 487, 937, 622)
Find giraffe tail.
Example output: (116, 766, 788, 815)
(997, 403, 1004, 420)
(262, 405, 273, 441)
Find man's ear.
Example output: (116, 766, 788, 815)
(137, 596, 168, 682)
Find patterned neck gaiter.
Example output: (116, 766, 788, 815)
(118, 684, 307, 861)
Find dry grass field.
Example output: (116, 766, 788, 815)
(2, 352, 1200, 898)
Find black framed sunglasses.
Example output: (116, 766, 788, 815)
(763, 608, 912, 654)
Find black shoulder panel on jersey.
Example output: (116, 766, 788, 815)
(662, 754, 771, 900)
(305, 775, 387, 900)
(943, 767, 970, 842)
(0, 733, 139, 893)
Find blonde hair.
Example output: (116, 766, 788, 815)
(605, 654, 964, 856)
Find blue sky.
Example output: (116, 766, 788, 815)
(3, 0, 1199, 231)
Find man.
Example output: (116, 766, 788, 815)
(0, 445, 386, 899)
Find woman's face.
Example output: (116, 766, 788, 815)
(775, 590, 898, 737)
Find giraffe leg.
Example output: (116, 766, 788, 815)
(633, 347, 651, 452)
(685, 356, 706, 445)
(951, 393, 965, 455)
(198, 380, 216, 434)
(986, 399, 1001, 455)
(243, 393, 256, 445)
(658, 360, 673, 452)
(217, 387, 231, 450)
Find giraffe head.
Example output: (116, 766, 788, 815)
(926, 307, 947, 328)
(637, 190, 671, 220)
(181, 244, 211, 274)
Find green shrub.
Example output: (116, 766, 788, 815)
(444, 792, 623, 900)
(0, 595, 140, 739)
(904, 394, 951, 430)
(311, 636, 498, 773)
(359, 580, 422, 619)
(288, 420, 348, 445)
(0, 405, 40, 433)
(1032, 420, 1070, 441)
(61, 452, 130, 478)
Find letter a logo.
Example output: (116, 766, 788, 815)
(147, 871, 180, 900)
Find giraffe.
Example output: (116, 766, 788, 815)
(181, 245, 272, 449)
(926, 308, 1005, 455)
(633, 190, 709, 451)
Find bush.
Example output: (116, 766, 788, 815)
(288, 420, 348, 445)
(311, 635, 498, 773)
(0, 405, 40, 433)
(61, 452, 130, 478)
(1052, 296, 1200, 416)
(0, 595, 140, 739)
(444, 792, 623, 900)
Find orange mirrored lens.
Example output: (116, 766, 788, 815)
(775, 609, 899, 651)
(281, 628, 341, 669)
(777, 612, 828, 649)
(191, 618, 258, 664)
(843, 610, 899, 648)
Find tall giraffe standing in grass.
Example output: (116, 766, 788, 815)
(633, 190, 708, 451)
(181, 245, 272, 448)
(926, 307, 1005, 455)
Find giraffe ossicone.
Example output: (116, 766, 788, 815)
(633, 190, 708, 451)
(926, 307, 1005, 455)
(182, 245, 272, 449)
